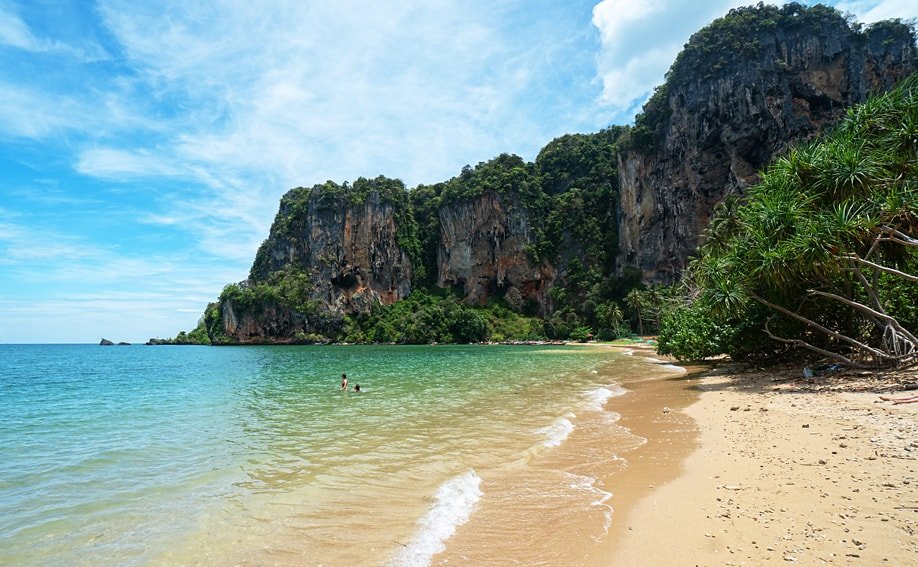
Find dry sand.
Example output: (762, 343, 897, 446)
(605, 360, 918, 566)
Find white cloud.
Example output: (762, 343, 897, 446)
(0, 219, 244, 342)
(0, 4, 35, 49)
(835, 0, 918, 22)
(75, 148, 183, 179)
(591, 0, 749, 113)
(0, 82, 84, 138)
(0, 4, 109, 60)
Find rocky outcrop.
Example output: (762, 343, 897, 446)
(214, 180, 414, 343)
(251, 187, 412, 314)
(617, 9, 916, 282)
(437, 191, 554, 314)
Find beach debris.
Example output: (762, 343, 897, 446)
(730, 406, 741, 411)
(802, 424, 810, 428)
(662, 406, 671, 414)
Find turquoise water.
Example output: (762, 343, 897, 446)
(0, 344, 672, 566)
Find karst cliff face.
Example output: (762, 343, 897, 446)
(217, 182, 413, 342)
(617, 12, 916, 282)
(437, 191, 554, 314)
(199, 6, 917, 344)
(251, 188, 411, 311)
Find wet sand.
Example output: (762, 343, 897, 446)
(605, 362, 918, 566)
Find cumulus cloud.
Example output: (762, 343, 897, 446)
(591, 0, 748, 115)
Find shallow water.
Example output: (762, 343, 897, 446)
(0, 343, 680, 566)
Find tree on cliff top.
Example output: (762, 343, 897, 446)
(660, 73, 918, 366)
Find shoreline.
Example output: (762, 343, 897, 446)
(602, 359, 918, 566)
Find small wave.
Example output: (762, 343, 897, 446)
(390, 470, 482, 567)
(537, 417, 575, 448)
(584, 385, 628, 411)
(563, 472, 614, 535)
(643, 357, 687, 374)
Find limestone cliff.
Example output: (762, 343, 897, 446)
(215, 177, 414, 343)
(195, 5, 916, 345)
(617, 5, 916, 282)
(437, 191, 554, 314)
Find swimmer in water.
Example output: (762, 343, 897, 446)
(340, 373, 348, 391)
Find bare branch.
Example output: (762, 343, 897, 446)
(841, 255, 918, 282)
(876, 226, 918, 247)
(847, 262, 887, 323)
(808, 290, 918, 345)
(763, 317, 863, 367)
(750, 292, 898, 361)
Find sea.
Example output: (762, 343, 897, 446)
(0, 343, 685, 566)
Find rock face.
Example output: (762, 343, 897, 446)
(437, 191, 554, 313)
(617, 10, 916, 282)
(202, 6, 916, 344)
(217, 182, 414, 343)
(251, 188, 412, 313)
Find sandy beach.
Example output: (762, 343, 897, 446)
(603, 355, 917, 566)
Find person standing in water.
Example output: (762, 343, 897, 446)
(340, 373, 348, 391)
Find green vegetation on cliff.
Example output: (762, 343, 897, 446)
(181, 4, 915, 348)
(204, 125, 633, 344)
(620, 2, 916, 153)
(658, 74, 918, 365)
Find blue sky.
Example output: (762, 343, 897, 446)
(0, 1, 913, 343)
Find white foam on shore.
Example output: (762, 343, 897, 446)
(537, 417, 575, 448)
(564, 472, 614, 534)
(584, 384, 628, 411)
(645, 357, 687, 374)
(389, 470, 482, 567)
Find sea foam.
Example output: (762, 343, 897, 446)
(564, 472, 614, 534)
(645, 357, 687, 374)
(537, 417, 575, 448)
(584, 385, 628, 411)
(390, 470, 483, 567)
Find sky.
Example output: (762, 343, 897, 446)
(0, 1, 914, 343)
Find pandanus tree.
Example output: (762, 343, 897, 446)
(690, 74, 918, 367)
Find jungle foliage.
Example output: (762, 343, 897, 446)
(658, 74, 918, 366)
